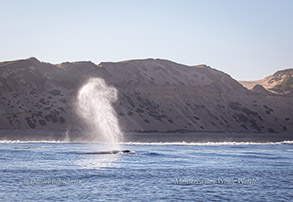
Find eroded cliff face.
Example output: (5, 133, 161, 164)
(0, 57, 292, 134)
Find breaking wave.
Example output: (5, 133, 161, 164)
(0, 140, 292, 145)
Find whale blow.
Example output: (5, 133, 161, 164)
(77, 78, 123, 144)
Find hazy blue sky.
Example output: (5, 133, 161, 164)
(0, 0, 292, 80)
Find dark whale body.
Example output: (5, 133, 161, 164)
(82, 150, 135, 155)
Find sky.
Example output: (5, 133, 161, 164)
(0, 0, 292, 80)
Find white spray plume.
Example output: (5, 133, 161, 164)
(77, 78, 123, 144)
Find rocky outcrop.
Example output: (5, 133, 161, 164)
(0, 57, 292, 135)
(252, 85, 273, 95)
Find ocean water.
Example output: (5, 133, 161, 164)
(0, 141, 293, 201)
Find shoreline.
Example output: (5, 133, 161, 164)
(0, 129, 292, 143)
(124, 132, 293, 143)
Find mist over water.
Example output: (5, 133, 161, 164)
(77, 78, 123, 144)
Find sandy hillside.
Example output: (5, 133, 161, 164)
(240, 68, 293, 95)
